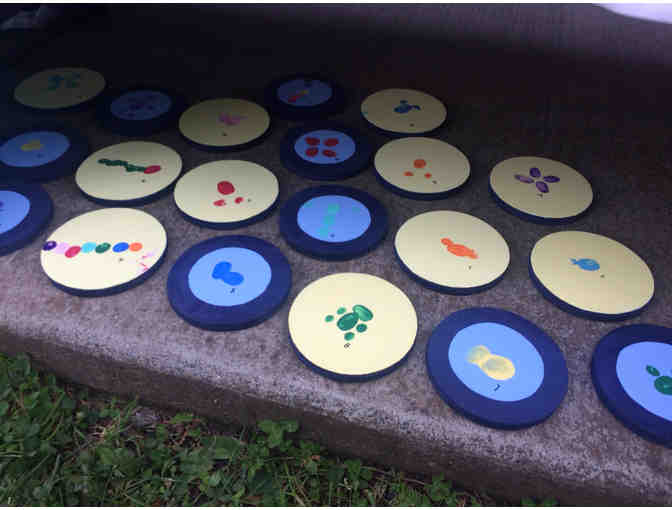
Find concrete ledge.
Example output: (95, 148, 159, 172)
(2, 5, 672, 505)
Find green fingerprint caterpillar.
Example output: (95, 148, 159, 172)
(98, 158, 161, 175)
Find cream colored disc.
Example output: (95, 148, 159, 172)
(361, 88, 446, 134)
(75, 142, 182, 202)
(395, 211, 510, 291)
(174, 160, 279, 224)
(41, 208, 166, 292)
(178, 98, 270, 147)
(289, 273, 417, 378)
(374, 137, 469, 195)
(14, 67, 105, 110)
(530, 231, 654, 317)
(490, 156, 593, 220)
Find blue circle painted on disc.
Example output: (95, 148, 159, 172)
(448, 322, 545, 402)
(294, 130, 355, 165)
(616, 341, 672, 421)
(297, 195, 371, 243)
(0, 191, 31, 235)
(188, 247, 272, 307)
(110, 90, 173, 121)
(277, 79, 332, 107)
(81, 242, 97, 253)
(0, 131, 70, 168)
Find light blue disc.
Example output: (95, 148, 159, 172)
(277, 79, 332, 107)
(294, 130, 355, 165)
(188, 247, 272, 307)
(616, 341, 672, 421)
(448, 322, 545, 402)
(0, 131, 70, 168)
(297, 195, 371, 242)
(80, 242, 97, 253)
(0, 191, 30, 235)
(110, 90, 173, 121)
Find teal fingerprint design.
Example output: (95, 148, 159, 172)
(318, 203, 340, 237)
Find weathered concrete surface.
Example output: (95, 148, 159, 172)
(1, 4, 672, 505)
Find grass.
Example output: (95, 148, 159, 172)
(0, 352, 558, 506)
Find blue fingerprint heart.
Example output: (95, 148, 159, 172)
(212, 261, 245, 286)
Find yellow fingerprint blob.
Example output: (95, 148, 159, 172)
(21, 139, 43, 151)
(467, 345, 515, 381)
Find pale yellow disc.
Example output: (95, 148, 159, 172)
(174, 160, 279, 224)
(361, 88, 446, 134)
(374, 137, 469, 195)
(490, 156, 593, 220)
(41, 208, 166, 292)
(75, 142, 182, 202)
(530, 231, 654, 316)
(178, 98, 270, 147)
(395, 211, 510, 290)
(14, 67, 105, 110)
(288, 273, 417, 377)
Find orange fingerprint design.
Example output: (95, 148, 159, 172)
(441, 238, 478, 259)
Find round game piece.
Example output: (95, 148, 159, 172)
(279, 185, 387, 260)
(167, 235, 291, 331)
(361, 88, 447, 136)
(280, 123, 372, 181)
(592, 325, 672, 447)
(530, 231, 654, 321)
(96, 85, 187, 136)
(174, 160, 279, 230)
(374, 137, 470, 200)
(489, 156, 594, 224)
(264, 74, 346, 120)
(395, 211, 510, 294)
(0, 181, 53, 256)
(0, 125, 89, 182)
(178, 98, 271, 151)
(288, 273, 417, 382)
(75, 141, 182, 206)
(40, 208, 167, 297)
(427, 307, 568, 429)
(14, 67, 105, 111)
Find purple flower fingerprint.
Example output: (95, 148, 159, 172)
(515, 167, 559, 193)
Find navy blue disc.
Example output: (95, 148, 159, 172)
(0, 124, 89, 182)
(280, 123, 373, 181)
(279, 185, 388, 261)
(591, 325, 672, 448)
(0, 181, 53, 256)
(96, 85, 188, 136)
(426, 307, 568, 429)
(264, 74, 346, 120)
(167, 235, 292, 331)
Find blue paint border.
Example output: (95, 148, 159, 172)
(591, 324, 672, 448)
(0, 124, 90, 183)
(289, 333, 415, 383)
(279, 185, 388, 261)
(528, 256, 654, 322)
(264, 73, 346, 121)
(279, 123, 373, 181)
(393, 243, 507, 295)
(167, 235, 292, 331)
(46, 246, 167, 297)
(96, 85, 188, 137)
(426, 307, 568, 429)
(0, 181, 53, 256)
